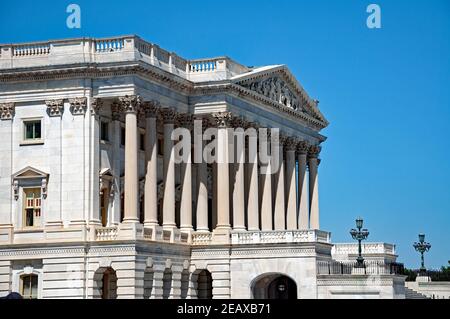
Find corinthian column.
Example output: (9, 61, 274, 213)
(161, 108, 177, 230)
(246, 122, 259, 231)
(308, 145, 321, 230)
(212, 112, 232, 232)
(274, 135, 286, 230)
(260, 129, 273, 231)
(143, 101, 160, 231)
(285, 137, 297, 230)
(179, 114, 194, 233)
(120, 95, 141, 223)
(232, 117, 246, 231)
(297, 141, 310, 229)
(195, 117, 209, 232)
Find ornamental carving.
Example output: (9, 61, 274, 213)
(119, 95, 142, 113)
(211, 112, 233, 128)
(308, 145, 322, 158)
(46, 99, 64, 117)
(0, 102, 15, 120)
(160, 108, 177, 123)
(68, 97, 87, 115)
(285, 137, 298, 151)
(176, 113, 194, 128)
(142, 100, 161, 118)
(91, 98, 103, 115)
(297, 140, 309, 155)
(110, 101, 121, 121)
(241, 77, 304, 111)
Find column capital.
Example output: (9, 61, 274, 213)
(119, 95, 142, 114)
(177, 113, 194, 129)
(308, 144, 322, 159)
(297, 140, 310, 155)
(211, 111, 233, 128)
(160, 108, 177, 124)
(285, 137, 298, 151)
(0, 102, 15, 120)
(142, 100, 161, 118)
(46, 99, 64, 117)
(90, 98, 103, 115)
(68, 97, 87, 116)
(111, 101, 122, 121)
(231, 116, 245, 129)
(193, 115, 212, 132)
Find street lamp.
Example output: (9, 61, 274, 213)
(413, 233, 431, 275)
(350, 217, 369, 265)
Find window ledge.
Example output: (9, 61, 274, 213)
(20, 139, 44, 146)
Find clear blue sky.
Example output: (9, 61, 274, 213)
(1, 0, 449, 269)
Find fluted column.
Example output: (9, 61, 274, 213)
(232, 117, 245, 231)
(308, 145, 321, 230)
(212, 112, 231, 231)
(161, 108, 177, 230)
(285, 138, 297, 230)
(246, 123, 259, 231)
(120, 95, 141, 223)
(297, 141, 309, 229)
(179, 115, 194, 233)
(274, 136, 286, 230)
(260, 129, 273, 231)
(143, 101, 160, 229)
(195, 118, 209, 232)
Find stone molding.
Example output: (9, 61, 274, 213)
(142, 100, 161, 118)
(119, 95, 142, 114)
(308, 145, 321, 159)
(0, 102, 15, 120)
(90, 98, 103, 115)
(68, 97, 87, 115)
(211, 111, 233, 128)
(160, 108, 177, 123)
(297, 140, 310, 155)
(45, 99, 64, 117)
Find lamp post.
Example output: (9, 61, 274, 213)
(413, 233, 431, 276)
(350, 217, 369, 266)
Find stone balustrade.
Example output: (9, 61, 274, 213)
(231, 229, 331, 245)
(191, 232, 213, 245)
(0, 36, 248, 81)
(95, 227, 118, 241)
(332, 243, 396, 256)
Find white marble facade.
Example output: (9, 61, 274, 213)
(0, 36, 405, 299)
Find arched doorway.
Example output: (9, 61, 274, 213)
(94, 267, 117, 299)
(196, 270, 213, 299)
(252, 273, 297, 299)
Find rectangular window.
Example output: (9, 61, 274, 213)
(24, 120, 42, 140)
(23, 188, 42, 228)
(140, 133, 145, 151)
(121, 127, 126, 146)
(101, 122, 109, 141)
(21, 274, 38, 299)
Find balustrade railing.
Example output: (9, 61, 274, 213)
(231, 230, 331, 245)
(94, 38, 124, 52)
(317, 260, 405, 275)
(13, 44, 50, 56)
(191, 232, 213, 245)
(95, 227, 118, 241)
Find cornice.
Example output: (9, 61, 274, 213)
(0, 62, 328, 130)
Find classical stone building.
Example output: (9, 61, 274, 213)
(0, 35, 405, 299)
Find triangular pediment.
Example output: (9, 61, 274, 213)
(232, 65, 328, 125)
(12, 166, 48, 180)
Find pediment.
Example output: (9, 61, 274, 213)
(232, 65, 328, 125)
(12, 166, 48, 180)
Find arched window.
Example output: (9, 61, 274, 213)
(180, 270, 190, 299)
(20, 274, 38, 299)
(162, 268, 172, 299)
(197, 270, 213, 299)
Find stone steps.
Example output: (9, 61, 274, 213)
(405, 287, 429, 299)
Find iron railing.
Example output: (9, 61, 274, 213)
(317, 260, 405, 275)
